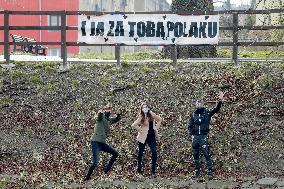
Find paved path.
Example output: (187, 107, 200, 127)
(1, 174, 284, 188)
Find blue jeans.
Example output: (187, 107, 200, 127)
(85, 141, 118, 180)
(137, 136, 157, 175)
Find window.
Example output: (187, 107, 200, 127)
(48, 48, 61, 56)
(49, 15, 61, 26)
(48, 15, 61, 32)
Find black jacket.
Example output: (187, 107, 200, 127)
(188, 101, 222, 135)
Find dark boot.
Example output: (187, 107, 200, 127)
(208, 170, 214, 180)
(83, 176, 91, 182)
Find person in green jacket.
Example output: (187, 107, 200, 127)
(83, 103, 121, 182)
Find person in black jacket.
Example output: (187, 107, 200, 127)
(188, 92, 224, 180)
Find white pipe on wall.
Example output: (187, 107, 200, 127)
(39, 0, 42, 42)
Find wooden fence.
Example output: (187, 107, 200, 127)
(0, 9, 283, 67)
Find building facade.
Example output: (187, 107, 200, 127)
(0, 0, 79, 56)
(135, 0, 170, 11)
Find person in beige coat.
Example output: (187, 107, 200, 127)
(131, 102, 162, 177)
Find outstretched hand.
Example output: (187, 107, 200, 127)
(114, 109, 122, 115)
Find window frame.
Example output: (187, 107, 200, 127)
(48, 15, 62, 32)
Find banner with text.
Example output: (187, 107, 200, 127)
(78, 14, 219, 45)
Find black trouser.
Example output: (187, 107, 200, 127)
(192, 134, 213, 174)
(137, 136, 157, 175)
(85, 141, 118, 180)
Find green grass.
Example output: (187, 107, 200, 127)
(71, 80, 79, 88)
(30, 74, 43, 85)
(46, 83, 58, 93)
(255, 74, 276, 89)
(76, 53, 114, 60)
(35, 82, 59, 94)
(121, 51, 163, 60)
(0, 96, 11, 107)
(217, 49, 284, 58)
(100, 74, 110, 85)
(75, 50, 164, 60)
(157, 66, 176, 80)
(2, 50, 283, 63)
(142, 66, 151, 74)
(10, 70, 28, 80)
(75, 49, 284, 60)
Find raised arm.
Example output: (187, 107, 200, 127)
(208, 91, 224, 116)
(208, 101, 222, 116)
(110, 113, 121, 124)
(97, 110, 104, 121)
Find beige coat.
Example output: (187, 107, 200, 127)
(131, 111, 162, 144)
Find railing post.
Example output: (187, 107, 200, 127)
(171, 45, 177, 66)
(232, 13, 239, 66)
(4, 10, 10, 64)
(59, 10, 68, 72)
(115, 44, 121, 66)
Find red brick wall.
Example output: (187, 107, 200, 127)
(0, 0, 79, 55)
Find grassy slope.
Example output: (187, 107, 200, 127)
(0, 61, 283, 187)
(73, 50, 284, 60)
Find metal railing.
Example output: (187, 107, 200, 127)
(0, 9, 283, 67)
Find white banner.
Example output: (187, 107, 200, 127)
(78, 14, 219, 45)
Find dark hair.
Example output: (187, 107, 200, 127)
(104, 102, 112, 109)
(139, 102, 153, 125)
(196, 98, 204, 103)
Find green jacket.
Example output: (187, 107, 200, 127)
(91, 112, 121, 143)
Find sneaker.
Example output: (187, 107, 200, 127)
(150, 173, 157, 179)
(191, 171, 201, 180)
(82, 178, 92, 187)
(82, 177, 90, 182)
(208, 171, 214, 180)
(100, 173, 114, 181)
(135, 172, 144, 180)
